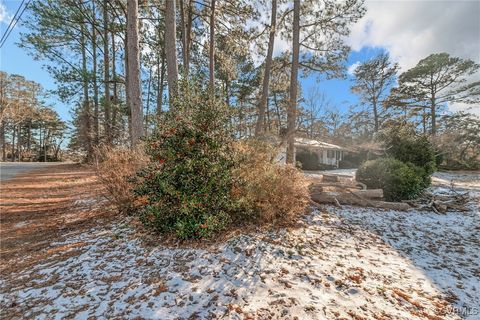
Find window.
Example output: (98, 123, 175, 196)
(327, 150, 335, 158)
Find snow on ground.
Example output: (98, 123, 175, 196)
(304, 168, 358, 180)
(432, 171, 480, 193)
(1, 171, 479, 319)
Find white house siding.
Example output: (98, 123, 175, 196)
(274, 138, 344, 167)
(321, 149, 343, 167)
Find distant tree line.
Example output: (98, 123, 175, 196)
(0, 71, 66, 162)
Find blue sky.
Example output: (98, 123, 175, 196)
(301, 46, 386, 113)
(1, 0, 70, 121)
(1, 0, 479, 124)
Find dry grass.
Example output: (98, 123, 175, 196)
(94, 146, 148, 213)
(94, 141, 309, 237)
(232, 140, 310, 225)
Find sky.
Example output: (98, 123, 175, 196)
(0, 0, 479, 125)
(0, 0, 71, 121)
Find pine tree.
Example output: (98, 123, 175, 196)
(351, 53, 399, 132)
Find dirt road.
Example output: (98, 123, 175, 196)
(0, 163, 109, 272)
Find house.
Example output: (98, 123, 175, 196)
(294, 137, 344, 167)
(276, 137, 345, 168)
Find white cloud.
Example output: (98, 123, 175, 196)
(0, 2, 11, 24)
(348, 0, 480, 71)
(348, 0, 480, 114)
(448, 102, 480, 116)
(347, 61, 361, 75)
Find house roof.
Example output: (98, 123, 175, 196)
(294, 137, 344, 150)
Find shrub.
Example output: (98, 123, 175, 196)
(356, 158, 424, 201)
(232, 140, 309, 224)
(339, 149, 379, 169)
(131, 85, 309, 239)
(133, 88, 238, 239)
(94, 146, 148, 213)
(378, 127, 436, 187)
(295, 149, 319, 170)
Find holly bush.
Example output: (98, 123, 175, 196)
(133, 87, 237, 239)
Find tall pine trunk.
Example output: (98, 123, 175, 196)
(179, 0, 192, 77)
(208, 0, 216, 93)
(0, 121, 5, 161)
(145, 67, 152, 135)
(186, 0, 193, 74)
(92, 0, 100, 146)
(430, 90, 436, 136)
(165, 0, 178, 102)
(81, 24, 93, 161)
(156, 47, 166, 117)
(27, 121, 31, 152)
(286, 0, 300, 164)
(255, 0, 277, 136)
(103, 0, 112, 144)
(126, 0, 144, 147)
(111, 30, 118, 140)
(372, 98, 379, 132)
(274, 91, 281, 134)
(11, 125, 16, 162)
(422, 108, 427, 134)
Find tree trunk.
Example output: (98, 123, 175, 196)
(255, 0, 277, 136)
(54, 140, 62, 160)
(179, 0, 192, 77)
(185, 0, 193, 74)
(286, 0, 300, 164)
(0, 121, 5, 161)
(165, 0, 179, 102)
(209, 0, 216, 93)
(111, 30, 118, 141)
(311, 193, 411, 211)
(273, 91, 281, 134)
(225, 79, 230, 107)
(81, 24, 93, 161)
(422, 108, 426, 134)
(11, 124, 16, 162)
(126, 0, 144, 147)
(17, 124, 22, 161)
(38, 123, 42, 161)
(145, 67, 152, 135)
(92, 0, 100, 146)
(372, 99, 379, 132)
(44, 128, 48, 162)
(103, 0, 112, 144)
(431, 91, 436, 136)
(124, 35, 131, 141)
(157, 38, 166, 117)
